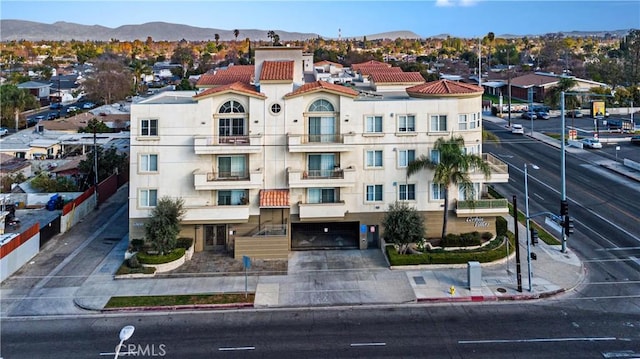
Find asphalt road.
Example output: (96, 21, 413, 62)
(484, 120, 640, 315)
(1, 304, 638, 358)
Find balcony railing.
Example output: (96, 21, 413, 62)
(299, 201, 346, 220)
(287, 133, 355, 153)
(207, 170, 249, 181)
(305, 169, 344, 179)
(194, 169, 263, 190)
(468, 153, 509, 183)
(194, 135, 262, 154)
(455, 198, 509, 217)
(288, 167, 356, 188)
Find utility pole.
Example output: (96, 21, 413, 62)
(507, 47, 512, 127)
(93, 124, 99, 209)
(512, 195, 523, 292)
(560, 91, 567, 253)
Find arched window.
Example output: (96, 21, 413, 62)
(307, 99, 336, 143)
(309, 99, 334, 112)
(219, 100, 245, 114)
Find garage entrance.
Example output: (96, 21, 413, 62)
(291, 221, 359, 250)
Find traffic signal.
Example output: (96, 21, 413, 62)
(564, 215, 575, 236)
(530, 228, 539, 246)
(560, 200, 569, 216)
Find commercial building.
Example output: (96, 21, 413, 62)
(129, 47, 509, 259)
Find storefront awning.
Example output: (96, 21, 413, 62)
(259, 189, 290, 208)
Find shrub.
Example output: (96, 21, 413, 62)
(481, 232, 493, 241)
(127, 253, 141, 268)
(441, 232, 482, 247)
(137, 248, 186, 265)
(496, 216, 508, 237)
(130, 239, 145, 252)
(176, 237, 194, 249)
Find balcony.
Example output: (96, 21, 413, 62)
(193, 169, 263, 190)
(469, 153, 509, 183)
(194, 134, 263, 155)
(298, 201, 347, 220)
(455, 198, 509, 217)
(287, 133, 355, 153)
(182, 205, 250, 222)
(288, 167, 356, 188)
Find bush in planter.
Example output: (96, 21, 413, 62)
(127, 253, 141, 268)
(496, 216, 508, 237)
(176, 237, 193, 249)
(144, 197, 185, 255)
(130, 239, 145, 252)
(137, 248, 186, 265)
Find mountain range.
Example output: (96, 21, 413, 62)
(0, 20, 631, 42)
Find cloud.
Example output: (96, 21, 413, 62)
(435, 0, 479, 7)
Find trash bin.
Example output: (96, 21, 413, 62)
(467, 261, 481, 289)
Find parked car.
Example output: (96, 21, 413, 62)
(46, 112, 60, 120)
(521, 111, 537, 120)
(67, 106, 80, 113)
(566, 109, 583, 118)
(0, 127, 8, 136)
(631, 135, 640, 146)
(511, 124, 524, 135)
(581, 138, 603, 149)
(82, 102, 96, 109)
(50, 102, 63, 110)
(534, 111, 550, 120)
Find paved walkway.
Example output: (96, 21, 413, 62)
(3, 119, 638, 316)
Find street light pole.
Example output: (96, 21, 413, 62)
(524, 163, 539, 292)
(507, 48, 512, 127)
(560, 91, 567, 253)
(114, 325, 135, 359)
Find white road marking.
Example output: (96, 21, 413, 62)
(602, 350, 638, 358)
(596, 247, 640, 252)
(459, 337, 617, 344)
(350, 342, 386, 347)
(218, 346, 255, 351)
(533, 193, 545, 201)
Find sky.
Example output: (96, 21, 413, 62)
(1, 0, 638, 38)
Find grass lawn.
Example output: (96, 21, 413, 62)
(105, 293, 255, 308)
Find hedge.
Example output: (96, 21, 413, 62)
(137, 248, 186, 264)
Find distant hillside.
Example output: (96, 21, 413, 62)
(0, 20, 321, 42)
(0, 20, 631, 42)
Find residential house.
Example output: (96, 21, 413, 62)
(129, 46, 509, 260)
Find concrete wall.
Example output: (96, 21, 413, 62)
(0, 224, 39, 282)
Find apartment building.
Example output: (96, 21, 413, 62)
(129, 46, 509, 259)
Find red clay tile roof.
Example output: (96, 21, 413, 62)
(358, 66, 402, 77)
(194, 81, 266, 99)
(510, 73, 559, 88)
(196, 65, 255, 87)
(284, 81, 359, 98)
(406, 79, 484, 97)
(260, 61, 294, 82)
(260, 189, 290, 208)
(370, 71, 425, 84)
(351, 60, 390, 71)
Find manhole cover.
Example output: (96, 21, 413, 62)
(497, 287, 507, 293)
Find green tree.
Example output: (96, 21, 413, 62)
(144, 196, 185, 255)
(544, 77, 578, 109)
(1, 173, 26, 193)
(407, 136, 491, 240)
(382, 202, 425, 254)
(29, 172, 78, 192)
(78, 146, 128, 190)
(267, 31, 281, 46)
(130, 60, 152, 95)
(171, 45, 196, 78)
(233, 29, 240, 42)
(0, 84, 39, 130)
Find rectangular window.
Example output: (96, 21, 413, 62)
(366, 184, 383, 202)
(139, 189, 158, 207)
(366, 150, 383, 168)
(140, 154, 158, 172)
(218, 155, 247, 178)
(309, 116, 336, 142)
(398, 115, 415, 132)
(430, 149, 440, 164)
(398, 149, 415, 168)
(365, 115, 383, 133)
(458, 114, 468, 130)
(469, 113, 479, 129)
(431, 183, 445, 200)
(430, 115, 447, 132)
(219, 118, 245, 136)
(141, 119, 158, 136)
(218, 190, 247, 205)
(399, 184, 416, 201)
(308, 188, 337, 203)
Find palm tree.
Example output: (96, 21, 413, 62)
(545, 77, 578, 109)
(214, 33, 220, 46)
(486, 31, 495, 71)
(233, 29, 239, 42)
(407, 136, 491, 240)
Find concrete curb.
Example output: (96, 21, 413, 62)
(101, 302, 255, 312)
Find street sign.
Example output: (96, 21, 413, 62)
(243, 255, 251, 269)
(545, 216, 563, 234)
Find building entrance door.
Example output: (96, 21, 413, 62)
(204, 224, 226, 250)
